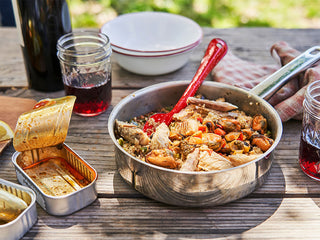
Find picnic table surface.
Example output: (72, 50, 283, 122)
(1, 26, 320, 239)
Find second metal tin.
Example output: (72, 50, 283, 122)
(0, 178, 37, 240)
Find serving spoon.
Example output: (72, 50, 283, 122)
(143, 38, 228, 136)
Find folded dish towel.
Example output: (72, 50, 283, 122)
(212, 41, 320, 122)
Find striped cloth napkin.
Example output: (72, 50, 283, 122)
(212, 41, 320, 122)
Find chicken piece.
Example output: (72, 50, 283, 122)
(187, 97, 238, 112)
(228, 154, 262, 166)
(197, 148, 233, 171)
(170, 119, 200, 136)
(115, 120, 150, 146)
(146, 149, 180, 169)
(150, 123, 171, 150)
(180, 148, 200, 172)
(172, 105, 197, 121)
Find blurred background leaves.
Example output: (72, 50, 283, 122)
(69, 0, 320, 28)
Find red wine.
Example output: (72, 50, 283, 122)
(64, 74, 112, 116)
(12, 0, 72, 91)
(299, 136, 320, 181)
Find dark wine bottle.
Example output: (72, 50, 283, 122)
(11, 0, 72, 92)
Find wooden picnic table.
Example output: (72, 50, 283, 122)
(1, 26, 320, 239)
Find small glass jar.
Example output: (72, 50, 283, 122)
(299, 80, 320, 180)
(57, 31, 112, 117)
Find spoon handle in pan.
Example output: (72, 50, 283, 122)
(169, 38, 228, 115)
(250, 46, 320, 100)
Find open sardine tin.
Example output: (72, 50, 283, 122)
(11, 96, 98, 216)
(0, 178, 37, 240)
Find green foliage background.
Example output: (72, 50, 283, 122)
(69, 0, 320, 28)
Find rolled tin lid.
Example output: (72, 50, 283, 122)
(13, 96, 76, 152)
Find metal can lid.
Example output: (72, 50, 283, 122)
(13, 96, 76, 152)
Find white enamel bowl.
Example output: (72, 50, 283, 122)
(101, 12, 202, 75)
(112, 45, 197, 75)
(101, 12, 203, 54)
(111, 40, 201, 57)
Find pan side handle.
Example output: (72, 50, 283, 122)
(250, 46, 320, 100)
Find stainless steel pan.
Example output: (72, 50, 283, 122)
(108, 46, 320, 206)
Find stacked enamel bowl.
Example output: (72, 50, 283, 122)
(101, 12, 203, 75)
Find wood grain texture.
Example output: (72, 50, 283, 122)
(21, 198, 320, 240)
(1, 27, 320, 239)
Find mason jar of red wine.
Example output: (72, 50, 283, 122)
(299, 80, 320, 181)
(11, 0, 72, 92)
(57, 31, 112, 117)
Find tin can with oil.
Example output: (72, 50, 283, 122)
(11, 96, 98, 216)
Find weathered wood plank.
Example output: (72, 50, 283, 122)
(21, 197, 320, 240)
(2, 27, 320, 240)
